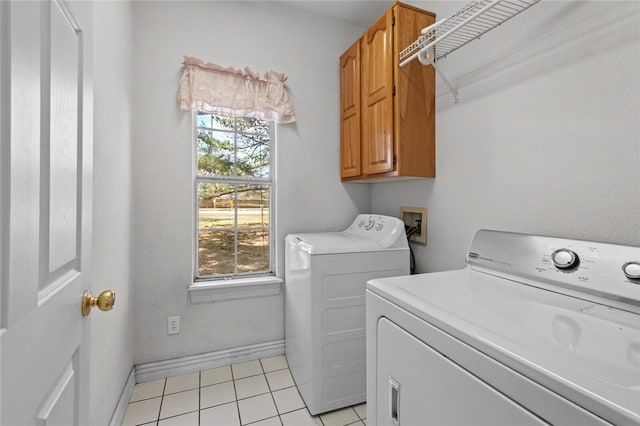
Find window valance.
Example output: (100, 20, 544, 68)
(178, 56, 296, 124)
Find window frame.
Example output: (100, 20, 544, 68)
(192, 112, 276, 282)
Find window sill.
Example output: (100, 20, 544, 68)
(188, 276, 283, 304)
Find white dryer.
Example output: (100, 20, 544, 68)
(285, 214, 409, 415)
(367, 230, 640, 425)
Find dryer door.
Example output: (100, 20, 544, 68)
(376, 318, 548, 426)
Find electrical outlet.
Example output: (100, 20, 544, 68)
(168, 316, 180, 335)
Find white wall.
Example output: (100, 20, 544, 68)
(131, 1, 370, 363)
(92, 1, 135, 423)
(372, 1, 640, 273)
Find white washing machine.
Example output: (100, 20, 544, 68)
(285, 214, 409, 415)
(367, 230, 640, 426)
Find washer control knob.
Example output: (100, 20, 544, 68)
(622, 262, 640, 280)
(551, 249, 580, 270)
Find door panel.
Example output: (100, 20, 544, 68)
(361, 13, 393, 175)
(3, 0, 42, 327)
(48, 1, 79, 275)
(363, 99, 391, 172)
(37, 359, 77, 426)
(340, 40, 361, 178)
(340, 114, 360, 178)
(1, 1, 92, 425)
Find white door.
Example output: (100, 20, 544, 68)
(1, 1, 94, 425)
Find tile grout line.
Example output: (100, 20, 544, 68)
(154, 409, 200, 424)
(272, 361, 285, 426)
(354, 404, 367, 421)
(311, 406, 325, 426)
(230, 363, 244, 425)
(243, 414, 281, 426)
(283, 358, 317, 426)
(261, 358, 281, 426)
(156, 378, 167, 425)
(278, 358, 289, 426)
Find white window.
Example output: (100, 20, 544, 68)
(195, 113, 274, 279)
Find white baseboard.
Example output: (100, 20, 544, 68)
(109, 367, 136, 426)
(134, 339, 285, 383)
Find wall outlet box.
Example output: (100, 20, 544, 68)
(168, 316, 180, 335)
(400, 206, 427, 244)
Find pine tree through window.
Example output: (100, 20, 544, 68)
(195, 113, 274, 278)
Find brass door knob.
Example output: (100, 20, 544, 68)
(82, 290, 116, 317)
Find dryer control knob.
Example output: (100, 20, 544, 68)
(622, 262, 640, 280)
(551, 249, 580, 270)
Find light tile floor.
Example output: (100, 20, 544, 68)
(122, 355, 367, 426)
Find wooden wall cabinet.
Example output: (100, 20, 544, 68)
(340, 2, 436, 182)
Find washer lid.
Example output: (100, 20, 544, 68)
(292, 232, 406, 254)
(367, 270, 640, 425)
(292, 232, 382, 254)
(288, 214, 408, 254)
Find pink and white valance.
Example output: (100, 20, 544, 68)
(178, 56, 296, 124)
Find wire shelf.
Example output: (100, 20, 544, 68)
(399, 0, 541, 67)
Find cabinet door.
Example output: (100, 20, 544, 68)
(361, 11, 394, 176)
(394, 4, 436, 177)
(340, 40, 361, 179)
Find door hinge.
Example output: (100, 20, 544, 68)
(392, 15, 396, 26)
(392, 86, 396, 96)
(393, 154, 397, 164)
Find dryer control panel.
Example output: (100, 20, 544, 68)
(465, 230, 640, 310)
